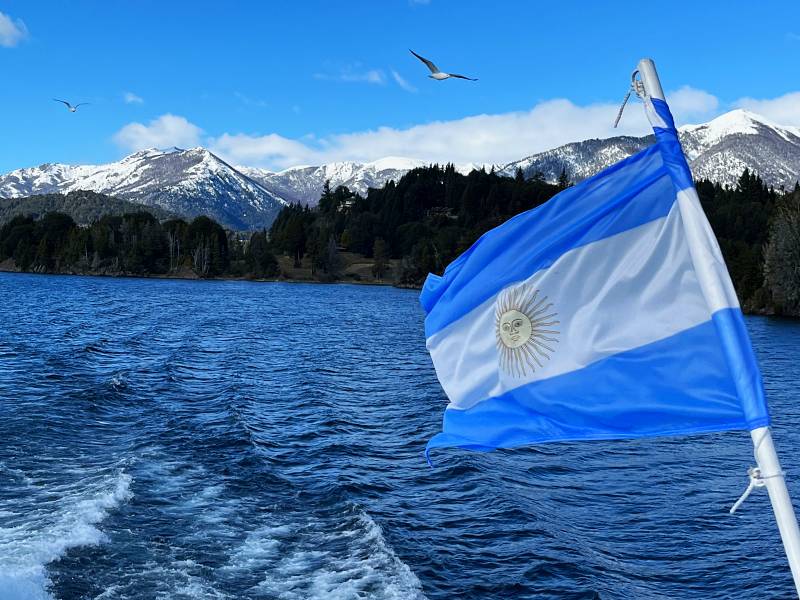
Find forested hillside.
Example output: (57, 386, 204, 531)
(0, 190, 173, 225)
(0, 211, 278, 279)
(2, 165, 799, 316)
(269, 165, 568, 284)
(270, 164, 800, 315)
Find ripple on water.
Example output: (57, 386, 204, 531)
(0, 274, 799, 599)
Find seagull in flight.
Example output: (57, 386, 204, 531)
(409, 50, 477, 81)
(53, 99, 90, 113)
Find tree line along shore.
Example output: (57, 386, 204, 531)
(1, 165, 799, 316)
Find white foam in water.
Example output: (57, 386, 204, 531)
(57, 455, 427, 599)
(0, 470, 132, 600)
(141, 561, 231, 600)
(226, 511, 427, 600)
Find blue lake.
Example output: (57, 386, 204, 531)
(1, 272, 799, 599)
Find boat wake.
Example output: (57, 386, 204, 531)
(234, 510, 426, 600)
(0, 469, 132, 600)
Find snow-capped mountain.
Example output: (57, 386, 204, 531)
(680, 110, 800, 187)
(502, 109, 800, 189)
(0, 147, 287, 230)
(501, 136, 653, 183)
(240, 157, 487, 206)
(238, 157, 426, 206)
(3, 109, 799, 231)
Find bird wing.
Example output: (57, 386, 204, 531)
(449, 74, 478, 81)
(53, 98, 72, 108)
(74, 103, 90, 108)
(409, 49, 440, 74)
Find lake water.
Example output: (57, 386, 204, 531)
(1, 272, 799, 599)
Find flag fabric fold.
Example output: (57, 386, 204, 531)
(421, 95, 769, 461)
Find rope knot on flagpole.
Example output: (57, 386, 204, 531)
(730, 466, 786, 514)
(613, 70, 647, 128)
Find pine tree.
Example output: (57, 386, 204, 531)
(246, 230, 279, 278)
(764, 197, 800, 315)
(339, 229, 352, 250)
(316, 234, 342, 279)
(557, 166, 572, 190)
(372, 237, 388, 279)
(318, 180, 335, 214)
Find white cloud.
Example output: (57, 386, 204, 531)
(0, 11, 28, 47)
(208, 98, 655, 169)
(314, 64, 386, 85)
(734, 92, 800, 127)
(210, 132, 317, 168)
(123, 91, 144, 104)
(324, 100, 653, 165)
(391, 70, 418, 93)
(234, 91, 268, 108)
(114, 114, 203, 151)
(360, 70, 386, 84)
(665, 86, 719, 122)
(119, 88, 800, 171)
(208, 88, 723, 169)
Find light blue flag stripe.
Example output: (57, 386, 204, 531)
(648, 98, 694, 192)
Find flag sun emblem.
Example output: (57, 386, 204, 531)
(495, 285, 560, 377)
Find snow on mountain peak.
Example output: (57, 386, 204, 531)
(364, 156, 428, 171)
(501, 108, 800, 189)
(680, 108, 789, 143)
(0, 147, 286, 230)
(675, 108, 800, 166)
(124, 148, 164, 160)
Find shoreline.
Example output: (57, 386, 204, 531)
(0, 264, 422, 290)
(1, 266, 793, 317)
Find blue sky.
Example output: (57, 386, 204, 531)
(1, 0, 799, 173)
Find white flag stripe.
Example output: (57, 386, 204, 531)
(427, 201, 730, 411)
(676, 188, 740, 314)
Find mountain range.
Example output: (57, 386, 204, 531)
(502, 109, 800, 189)
(0, 148, 286, 230)
(239, 157, 427, 206)
(2, 109, 799, 230)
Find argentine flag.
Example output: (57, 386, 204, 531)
(421, 95, 769, 460)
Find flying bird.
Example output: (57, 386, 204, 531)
(53, 99, 90, 113)
(409, 50, 477, 81)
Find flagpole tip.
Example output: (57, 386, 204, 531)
(636, 58, 666, 101)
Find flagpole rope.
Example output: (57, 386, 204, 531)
(730, 429, 786, 514)
(613, 86, 633, 128)
(730, 466, 786, 514)
(613, 69, 646, 128)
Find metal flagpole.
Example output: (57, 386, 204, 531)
(636, 57, 800, 596)
(750, 426, 800, 594)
